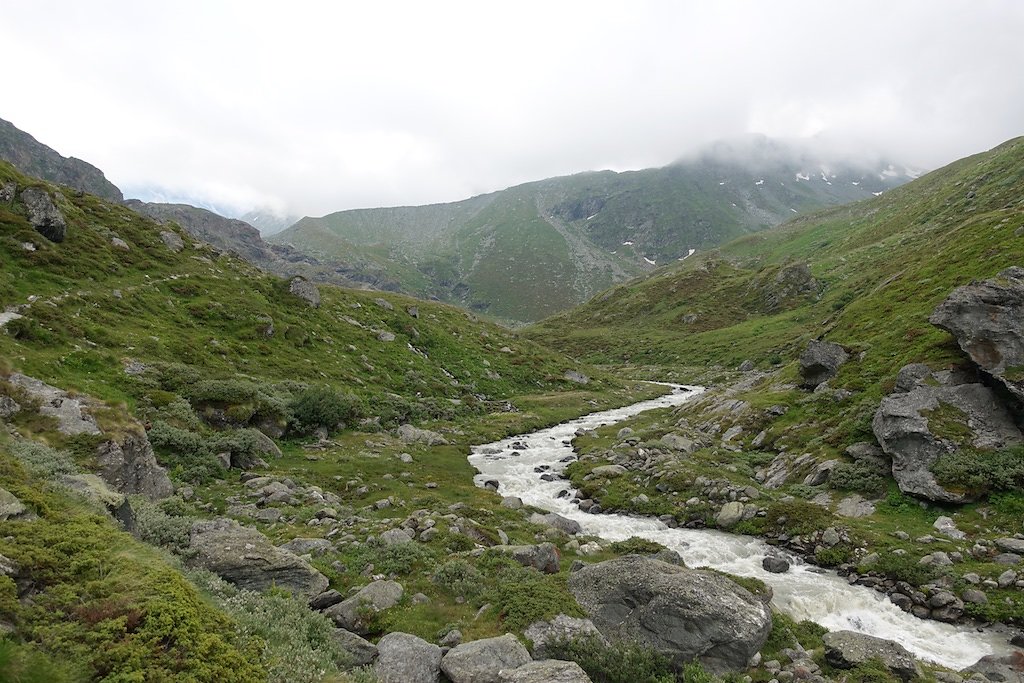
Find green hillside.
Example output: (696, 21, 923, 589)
(271, 137, 910, 323)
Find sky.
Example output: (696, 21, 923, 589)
(2, 1, 1023, 219)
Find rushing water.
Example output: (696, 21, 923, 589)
(468, 384, 1008, 669)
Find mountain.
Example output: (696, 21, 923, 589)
(240, 207, 300, 236)
(0, 116, 123, 202)
(270, 136, 915, 323)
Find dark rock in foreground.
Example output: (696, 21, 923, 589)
(823, 631, 921, 681)
(799, 340, 848, 389)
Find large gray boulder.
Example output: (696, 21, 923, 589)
(96, 432, 174, 500)
(873, 365, 1022, 503)
(963, 652, 1024, 683)
(397, 423, 449, 446)
(567, 556, 771, 673)
(186, 518, 329, 598)
(374, 632, 442, 683)
(20, 186, 67, 242)
(823, 631, 921, 681)
(799, 340, 849, 389)
(930, 267, 1024, 402)
(491, 543, 560, 573)
(529, 512, 582, 535)
(324, 580, 404, 634)
(498, 660, 593, 683)
(440, 634, 531, 683)
(330, 628, 378, 669)
(0, 487, 27, 521)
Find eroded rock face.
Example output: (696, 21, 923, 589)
(799, 340, 849, 389)
(186, 518, 329, 598)
(7, 373, 100, 436)
(440, 634, 532, 683)
(96, 432, 174, 500)
(931, 267, 1024, 402)
(567, 556, 771, 673)
(159, 230, 185, 252)
(20, 186, 67, 242)
(823, 631, 921, 682)
(872, 365, 1022, 503)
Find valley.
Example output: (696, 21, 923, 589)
(1, 121, 1023, 683)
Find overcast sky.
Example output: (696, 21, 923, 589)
(2, 1, 1023, 218)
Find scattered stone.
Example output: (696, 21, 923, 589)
(159, 230, 184, 252)
(310, 589, 344, 611)
(111, 237, 130, 250)
(500, 496, 523, 509)
(564, 370, 590, 385)
(591, 464, 627, 478)
(963, 652, 1024, 683)
(836, 494, 876, 518)
(374, 298, 394, 311)
(440, 634, 531, 683)
(961, 589, 988, 605)
(762, 556, 790, 574)
(7, 373, 100, 436)
(380, 528, 414, 546)
(995, 538, 1024, 554)
(378, 331, 396, 343)
(933, 516, 966, 540)
(20, 186, 67, 242)
(716, 501, 744, 529)
(661, 433, 696, 452)
(738, 360, 756, 372)
(493, 543, 560, 574)
(439, 629, 462, 647)
(0, 487, 27, 521)
(529, 512, 582, 535)
(0, 396, 20, 419)
(823, 631, 921, 681)
(802, 459, 839, 486)
(374, 632, 442, 683)
(279, 537, 335, 556)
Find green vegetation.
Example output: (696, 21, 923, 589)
(543, 634, 715, 683)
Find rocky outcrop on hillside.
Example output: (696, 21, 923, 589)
(931, 267, 1024, 403)
(799, 340, 849, 389)
(0, 116, 123, 202)
(873, 364, 1022, 503)
(19, 186, 67, 243)
(567, 556, 771, 673)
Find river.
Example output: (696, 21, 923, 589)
(468, 384, 1008, 669)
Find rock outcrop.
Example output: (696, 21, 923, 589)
(289, 276, 321, 308)
(20, 186, 67, 242)
(6, 373, 100, 436)
(186, 518, 329, 598)
(374, 632, 442, 683)
(799, 340, 848, 389)
(331, 628, 378, 669)
(498, 660, 593, 683)
(931, 267, 1024, 403)
(440, 634, 532, 683)
(492, 543, 560, 573)
(397, 423, 448, 446)
(567, 556, 771, 673)
(96, 432, 174, 500)
(873, 364, 1022, 503)
(822, 631, 921, 681)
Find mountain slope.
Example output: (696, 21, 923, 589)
(272, 136, 913, 322)
(0, 116, 123, 202)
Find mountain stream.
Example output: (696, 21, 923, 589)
(468, 384, 1010, 669)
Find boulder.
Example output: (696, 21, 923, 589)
(567, 556, 771, 673)
(159, 230, 184, 252)
(309, 589, 344, 611)
(0, 395, 20, 419)
(716, 501, 744, 529)
(802, 459, 839, 486)
(524, 614, 607, 659)
(96, 432, 174, 500)
(529, 512, 582, 535)
(380, 528, 414, 546)
(324, 580, 404, 634)
(374, 632, 442, 683)
(0, 487, 27, 521)
(331, 628, 378, 669)
(933, 516, 966, 540)
(440, 634, 531, 683)
(564, 370, 590, 385)
(492, 543, 560, 574)
(836, 494, 876, 518)
(278, 537, 335, 556)
(799, 340, 848, 389)
(288, 276, 321, 308)
(963, 652, 1024, 683)
(823, 631, 921, 681)
(762, 556, 790, 573)
(591, 464, 627, 478)
(20, 186, 67, 242)
(995, 537, 1024, 554)
(186, 518, 329, 598)
(397, 423, 449, 446)
(660, 433, 696, 453)
(498, 660, 593, 683)
(930, 267, 1024, 402)
(872, 365, 1023, 503)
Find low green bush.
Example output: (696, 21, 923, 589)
(431, 559, 485, 600)
(289, 385, 363, 435)
(828, 462, 887, 494)
(761, 611, 827, 659)
(608, 537, 670, 555)
(483, 558, 584, 631)
(544, 634, 713, 683)
(932, 445, 1024, 494)
(7, 440, 77, 479)
(866, 552, 940, 586)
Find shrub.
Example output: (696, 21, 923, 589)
(608, 537, 669, 555)
(828, 462, 887, 494)
(288, 385, 362, 435)
(147, 421, 221, 484)
(867, 552, 940, 586)
(484, 560, 584, 631)
(132, 496, 192, 550)
(432, 559, 485, 600)
(932, 445, 1024, 494)
(762, 500, 833, 536)
(814, 544, 853, 567)
(7, 440, 77, 479)
(762, 611, 827, 659)
(544, 634, 709, 683)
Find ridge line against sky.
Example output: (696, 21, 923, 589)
(2, 0, 1023, 218)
